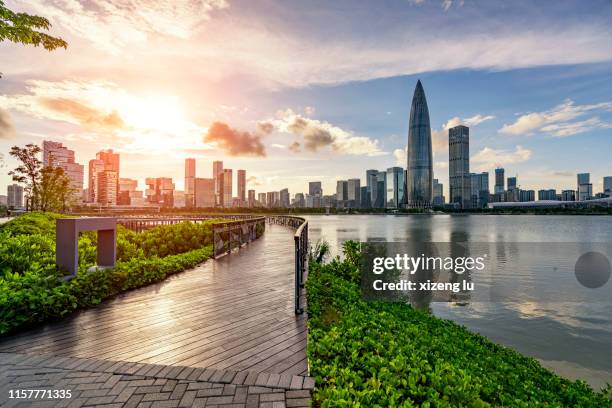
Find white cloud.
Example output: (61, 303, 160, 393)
(393, 147, 406, 166)
(471, 145, 532, 171)
(499, 99, 612, 136)
(266, 109, 386, 156)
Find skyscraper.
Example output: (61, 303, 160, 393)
(347, 179, 361, 208)
(279, 188, 290, 208)
(223, 169, 233, 207)
(195, 178, 215, 208)
(470, 172, 489, 208)
(604, 176, 612, 195)
(7, 184, 24, 208)
(386, 167, 405, 209)
(237, 169, 246, 205)
(308, 181, 322, 196)
(494, 168, 505, 195)
(336, 180, 348, 206)
(577, 173, 592, 201)
(89, 149, 120, 206)
(248, 190, 256, 207)
(432, 179, 445, 206)
(213, 161, 223, 206)
(145, 177, 174, 207)
(448, 125, 471, 209)
(185, 158, 195, 208)
(406, 80, 433, 208)
(43, 141, 84, 203)
(366, 169, 378, 207)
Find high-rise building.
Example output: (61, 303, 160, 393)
(562, 190, 576, 201)
(519, 190, 535, 202)
(145, 177, 174, 207)
(248, 190, 256, 207)
(386, 167, 405, 209)
(374, 171, 387, 208)
(195, 178, 215, 208)
(360, 186, 370, 209)
(336, 180, 348, 206)
(88, 149, 120, 206)
(470, 172, 489, 208)
(237, 170, 246, 205)
(308, 182, 322, 196)
(507, 176, 517, 191)
(432, 179, 445, 206)
(222, 169, 233, 207)
(577, 173, 592, 201)
(406, 80, 433, 208)
(538, 189, 557, 201)
(118, 178, 144, 206)
(279, 188, 290, 208)
(604, 176, 612, 195)
(98, 171, 118, 206)
(185, 158, 196, 208)
(0, 195, 7, 206)
(213, 161, 223, 206)
(266, 191, 276, 208)
(366, 169, 378, 207)
(43, 141, 84, 203)
(7, 184, 24, 208)
(347, 178, 361, 208)
(494, 168, 505, 195)
(257, 192, 267, 207)
(449, 125, 471, 209)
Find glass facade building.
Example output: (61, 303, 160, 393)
(449, 125, 471, 209)
(386, 167, 405, 209)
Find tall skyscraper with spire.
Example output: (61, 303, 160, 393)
(406, 80, 433, 208)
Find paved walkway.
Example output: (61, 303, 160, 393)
(0, 225, 311, 407)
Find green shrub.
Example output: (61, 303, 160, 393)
(307, 241, 612, 407)
(0, 213, 221, 335)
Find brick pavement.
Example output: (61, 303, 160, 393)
(0, 353, 313, 407)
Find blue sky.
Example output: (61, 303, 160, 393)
(1, 0, 611, 198)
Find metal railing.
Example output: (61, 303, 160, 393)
(118, 214, 260, 232)
(267, 216, 308, 314)
(211, 217, 266, 258)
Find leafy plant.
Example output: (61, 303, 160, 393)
(309, 239, 330, 264)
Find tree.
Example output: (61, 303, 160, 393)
(8, 143, 75, 212)
(0, 1, 67, 50)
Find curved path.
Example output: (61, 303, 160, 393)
(0, 225, 311, 407)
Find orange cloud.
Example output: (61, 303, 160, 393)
(204, 121, 266, 157)
(39, 97, 124, 131)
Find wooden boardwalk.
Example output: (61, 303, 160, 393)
(0, 225, 307, 377)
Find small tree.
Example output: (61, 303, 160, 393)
(8, 144, 42, 210)
(0, 1, 67, 50)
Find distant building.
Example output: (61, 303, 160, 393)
(237, 170, 246, 205)
(195, 178, 215, 208)
(279, 188, 290, 208)
(366, 169, 378, 208)
(336, 180, 348, 206)
(322, 195, 337, 208)
(494, 168, 505, 195)
(360, 186, 370, 209)
(347, 179, 361, 208)
(294, 193, 305, 208)
(223, 169, 233, 207)
(449, 125, 471, 209)
(519, 190, 535, 202)
(146, 177, 174, 207)
(213, 161, 223, 206)
(266, 191, 276, 208)
(507, 176, 517, 191)
(257, 192, 267, 207)
(248, 190, 256, 207)
(89, 149, 120, 206)
(470, 172, 489, 208)
(174, 191, 186, 208)
(432, 179, 445, 206)
(98, 171, 118, 206)
(577, 173, 592, 201)
(43, 141, 84, 203)
(118, 178, 144, 206)
(375, 171, 387, 208)
(185, 158, 196, 208)
(7, 184, 24, 208)
(386, 167, 405, 209)
(561, 190, 576, 201)
(308, 181, 322, 196)
(603, 176, 612, 196)
(0, 195, 7, 206)
(538, 189, 557, 201)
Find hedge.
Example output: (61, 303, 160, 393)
(307, 241, 611, 407)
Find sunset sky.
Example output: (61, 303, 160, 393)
(1, 0, 612, 197)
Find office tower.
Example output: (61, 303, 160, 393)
(89, 149, 120, 206)
(470, 172, 489, 208)
(42, 141, 84, 203)
(347, 179, 361, 208)
(98, 171, 118, 206)
(266, 191, 276, 208)
(173, 191, 186, 208)
(432, 179, 445, 206)
(185, 158, 195, 208)
(7, 184, 24, 208)
(118, 178, 144, 206)
(257, 192, 267, 207)
(562, 190, 576, 201)
(604, 176, 612, 195)
(222, 169, 233, 208)
(336, 180, 348, 207)
(406, 80, 433, 208)
(237, 169, 246, 205)
(385, 167, 405, 209)
(248, 190, 256, 207)
(448, 125, 471, 209)
(359, 186, 370, 208)
(507, 176, 517, 191)
(0, 195, 6, 206)
(279, 188, 290, 208)
(365, 169, 378, 206)
(494, 168, 505, 194)
(213, 161, 223, 206)
(519, 190, 535, 202)
(577, 173, 592, 201)
(195, 178, 215, 207)
(538, 189, 557, 201)
(88, 159, 104, 203)
(309, 181, 322, 196)
(145, 178, 174, 207)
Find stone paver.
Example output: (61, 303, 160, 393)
(0, 352, 312, 407)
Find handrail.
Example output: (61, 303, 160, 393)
(211, 217, 266, 258)
(267, 215, 308, 314)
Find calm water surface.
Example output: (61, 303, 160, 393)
(304, 214, 612, 389)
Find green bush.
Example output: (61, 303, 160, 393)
(307, 241, 612, 407)
(0, 213, 220, 335)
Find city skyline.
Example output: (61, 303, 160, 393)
(1, 1, 612, 198)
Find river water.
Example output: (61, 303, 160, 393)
(304, 214, 612, 390)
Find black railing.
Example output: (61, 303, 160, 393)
(118, 214, 260, 232)
(211, 217, 266, 258)
(267, 216, 308, 314)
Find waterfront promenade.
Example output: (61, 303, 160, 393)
(0, 224, 311, 407)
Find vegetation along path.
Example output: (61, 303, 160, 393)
(0, 224, 312, 407)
